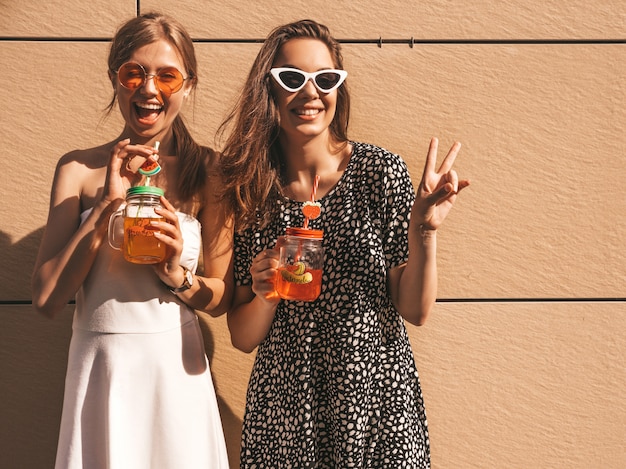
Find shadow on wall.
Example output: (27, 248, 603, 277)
(0, 228, 44, 300)
(0, 298, 73, 468)
(198, 318, 243, 469)
(0, 227, 243, 468)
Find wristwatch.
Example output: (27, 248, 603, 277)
(170, 266, 194, 294)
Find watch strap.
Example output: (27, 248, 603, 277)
(170, 266, 193, 293)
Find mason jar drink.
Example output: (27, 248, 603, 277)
(108, 186, 166, 264)
(274, 227, 324, 301)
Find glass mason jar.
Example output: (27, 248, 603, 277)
(274, 227, 324, 301)
(108, 186, 166, 264)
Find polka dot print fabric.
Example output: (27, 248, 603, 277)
(234, 142, 431, 468)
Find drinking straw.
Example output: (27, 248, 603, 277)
(312, 174, 319, 200)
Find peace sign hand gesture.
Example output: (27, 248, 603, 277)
(412, 137, 470, 231)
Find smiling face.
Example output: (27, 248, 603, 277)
(112, 38, 191, 142)
(271, 38, 340, 145)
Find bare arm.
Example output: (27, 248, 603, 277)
(387, 227, 438, 326)
(32, 140, 155, 318)
(154, 194, 235, 317)
(150, 152, 235, 316)
(388, 137, 469, 326)
(31, 163, 116, 318)
(227, 249, 281, 353)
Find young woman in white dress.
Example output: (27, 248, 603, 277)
(32, 12, 232, 469)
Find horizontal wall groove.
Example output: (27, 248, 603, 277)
(437, 297, 626, 303)
(1, 37, 625, 45)
(2, 298, 625, 306)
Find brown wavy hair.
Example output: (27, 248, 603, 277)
(218, 19, 351, 232)
(106, 12, 208, 202)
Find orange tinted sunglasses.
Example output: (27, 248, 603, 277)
(115, 62, 190, 96)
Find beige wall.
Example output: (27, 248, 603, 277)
(1, 1, 625, 468)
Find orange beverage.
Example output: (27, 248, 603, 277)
(275, 266, 323, 301)
(123, 217, 166, 264)
(274, 226, 324, 302)
(108, 186, 166, 264)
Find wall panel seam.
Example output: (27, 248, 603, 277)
(1, 38, 625, 45)
(2, 299, 625, 306)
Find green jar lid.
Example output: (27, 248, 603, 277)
(126, 186, 164, 197)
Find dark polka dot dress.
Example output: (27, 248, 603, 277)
(234, 142, 431, 468)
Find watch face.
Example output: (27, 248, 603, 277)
(171, 267, 193, 293)
(185, 269, 193, 287)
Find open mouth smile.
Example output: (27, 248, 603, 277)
(134, 102, 163, 122)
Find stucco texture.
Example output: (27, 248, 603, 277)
(1, 2, 625, 468)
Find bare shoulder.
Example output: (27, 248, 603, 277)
(52, 143, 111, 209)
(199, 147, 229, 219)
(58, 142, 110, 167)
(198, 146, 233, 260)
(203, 146, 226, 196)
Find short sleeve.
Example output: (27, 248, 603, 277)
(234, 229, 254, 286)
(380, 151, 415, 270)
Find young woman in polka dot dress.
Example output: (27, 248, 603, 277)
(219, 19, 469, 468)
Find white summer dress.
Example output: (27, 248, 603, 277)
(54, 210, 229, 469)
